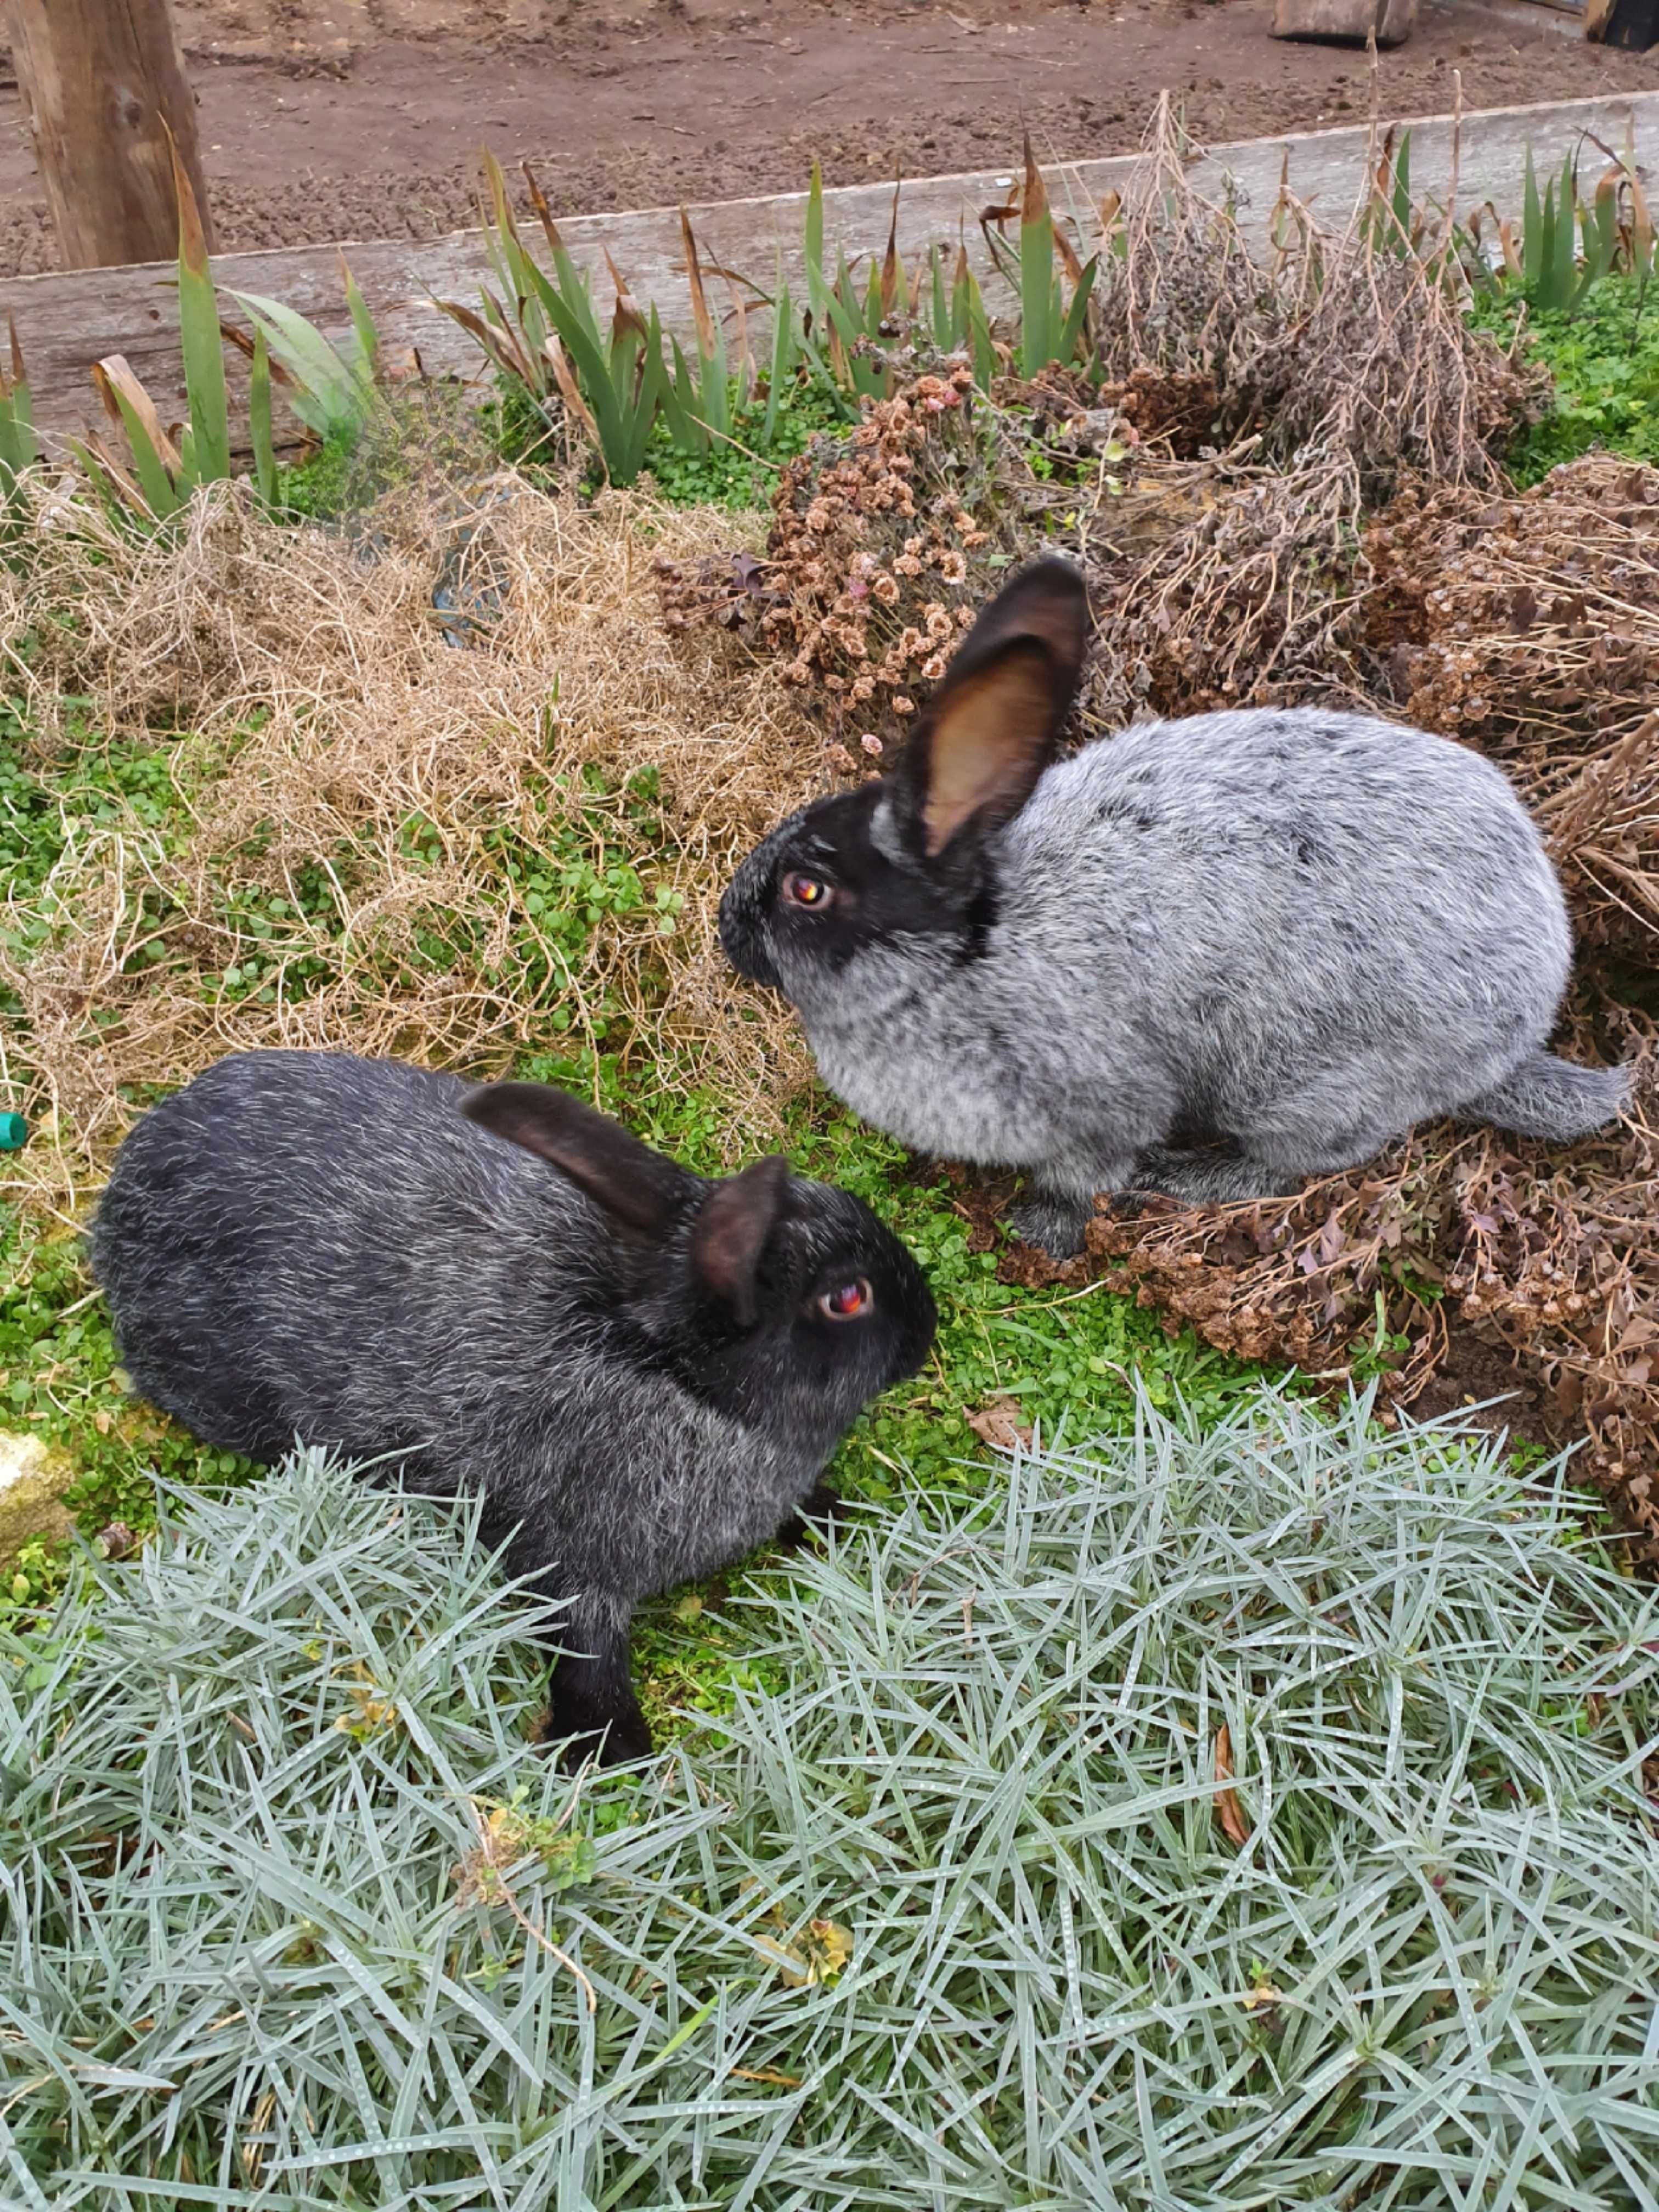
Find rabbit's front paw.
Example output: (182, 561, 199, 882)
(541, 1702, 654, 1773)
(544, 1643, 654, 1770)
(1007, 1192, 1091, 1259)
(776, 1480, 845, 1551)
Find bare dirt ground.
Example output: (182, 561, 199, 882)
(0, 0, 1654, 276)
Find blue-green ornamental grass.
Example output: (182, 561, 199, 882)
(4, 1392, 1657, 2209)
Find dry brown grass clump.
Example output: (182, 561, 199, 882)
(1079, 442, 1369, 725)
(1051, 1025, 1659, 1556)
(1, 473, 819, 1221)
(659, 364, 1026, 762)
(1363, 456, 1659, 964)
(1094, 99, 1528, 499)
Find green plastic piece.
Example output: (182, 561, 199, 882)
(0, 1114, 26, 1151)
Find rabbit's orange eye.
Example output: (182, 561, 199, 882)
(781, 872, 833, 910)
(817, 1278, 872, 1322)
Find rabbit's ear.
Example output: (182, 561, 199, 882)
(461, 1082, 690, 1236)
(690, 1155, 790, 1327)
(893, 557, 1089, 862)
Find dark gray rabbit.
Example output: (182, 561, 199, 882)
(90, 1051, 936, 1764)
(720, 558, 1627, 1257)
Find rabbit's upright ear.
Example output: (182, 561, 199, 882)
(892, 556, 1089, 863)
(461, 1082, 691, 1237)
(690, 1155, 790, 1328)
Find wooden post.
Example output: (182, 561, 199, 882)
(5, 0, 213, 269)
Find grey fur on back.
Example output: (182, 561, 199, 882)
(719, 561, 1628, 1255)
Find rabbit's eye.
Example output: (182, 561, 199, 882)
(781, 872, 834, 910)
(817, 1278, 872, 1322)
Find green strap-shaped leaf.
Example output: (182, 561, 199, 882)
(1531, 149, 1557, 292)
(659, 328, 703, 454)
(539, 285, 633, 479)
(166, 127, 230, 483)
(93, 366, 182, 518)
(701, 317, 730, 444)
(249, 325, 279, 511)
(930, 246, 950, 352)
(1391, 131, 1413, 259)
(1057, 257, 1098, 366)
(0, 319, 36, 481)
(1020, 143, 1055, 376)
(762, 276, 794, 447)
(969, 298, 996, 394)
(340, 256, 380, 379)
(227, 291, 371, 439)
(805, 161, 830, 331)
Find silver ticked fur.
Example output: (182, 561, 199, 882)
(720, 559, 1628, 1256)
(89, 1051, 936, 1763)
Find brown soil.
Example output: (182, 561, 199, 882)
(1, 0, 1655, 278)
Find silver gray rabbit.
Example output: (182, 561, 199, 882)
(720, 558, 1627, 1256)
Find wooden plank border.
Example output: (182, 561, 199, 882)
(4, 88, 1655, 450)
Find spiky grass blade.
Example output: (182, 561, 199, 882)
(1531, 149, 1557, 292)
(12, 1396, 1656, 2204)
(227, 290, 374, 440)
(1020, 134, 1055, 375)
(248, 324, 278, 511)
(969, 286, 997, 391)
(0, 318, 35, 488)
(67, 431, 146, 517)
(91, 356, 182, 517)
(1391, 127, 1414, 254)
(544, 332, 600, 448)
(927, 244, 950, 352)
(662, 331, 708, 453)
(804, 160, 830, 339)
(432, 292, 537, 393)
(1057, 255, 1098, 365)
(340, 252, 381, 381)
(163, 122, 230, 485)
(679, 208, 719, 365)
(761, 276, 795, 447)
(879, 179, 902, 321)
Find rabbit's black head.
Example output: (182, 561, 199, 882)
(720, 558, 1089, 1000)
(461, 1082, 935, 1447)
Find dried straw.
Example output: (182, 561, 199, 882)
(1, 471, 820, 1223)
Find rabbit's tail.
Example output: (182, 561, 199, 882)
(1459, 1052, 1631, 1142)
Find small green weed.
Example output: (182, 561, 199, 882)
(641, 375, 845, 510)
(494, 368, 846, 511)
(1473, 274, 1659, 483)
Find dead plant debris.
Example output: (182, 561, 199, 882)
(1364, 457, 1659, 967)
(1, 469, 817, 1223)
(660, 425, 1659, 1548)
(658, 363, 1020, 756)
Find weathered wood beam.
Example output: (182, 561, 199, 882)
(1, 89, 1654, 453)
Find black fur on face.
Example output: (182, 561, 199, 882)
(718, 782, 997, 990)
(719, 557, 1091, 996)
(462, 1080, 935, 1452)
(678, 1174, 937, 1444)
